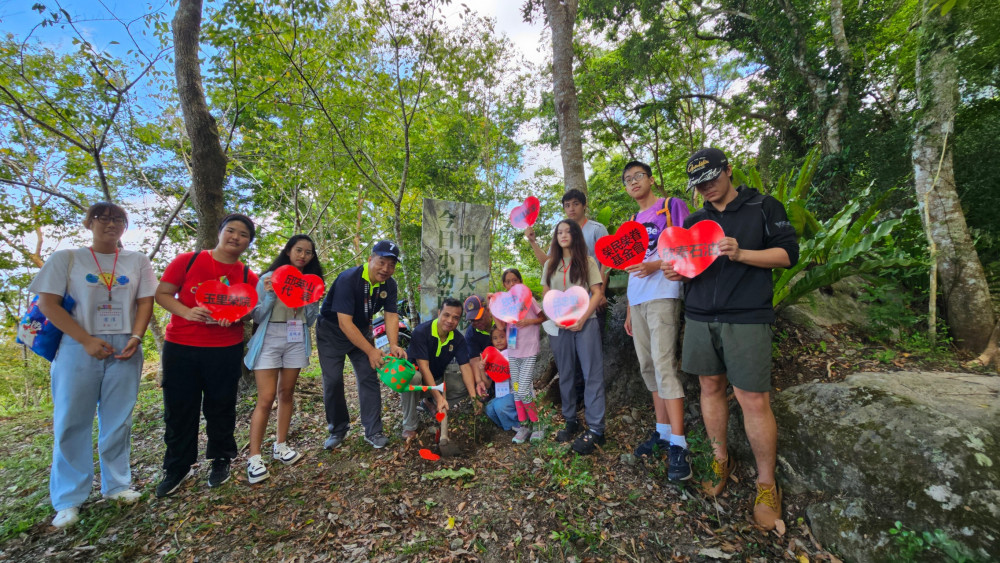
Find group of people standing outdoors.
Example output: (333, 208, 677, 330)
(31, 146, 797, 532)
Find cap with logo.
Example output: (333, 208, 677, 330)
(372, 240, 400, 261)
(686, 148, 730, 190)
(464, 295, 486, 321)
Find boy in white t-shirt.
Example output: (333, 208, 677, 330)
(621, 161, 692, 480)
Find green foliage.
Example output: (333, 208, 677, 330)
(545, 446, 596, 491)
(421, 467, 475, 481)
(889, 521, 976, 562)
(0, 329, 52, 415)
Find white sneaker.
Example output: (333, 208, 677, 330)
(105, 489, 142, 504)
(512, 426, 532, 444)
(247, 455, 270, 484)
(272, 442, 303, 465)
(52, 507, 80, 529)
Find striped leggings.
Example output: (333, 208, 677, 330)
(509, 355, 537, 404)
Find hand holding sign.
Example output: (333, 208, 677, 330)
(656, 220, 725, 278)
(195, 281, 258, 323)
(480, 346, 510, 382)
(509, 196, 540, 229)
(594, 221, 649, 270)
(488, 284, 533, 323)
(271, 265, 325, 308)
(542, 286, 589, 327)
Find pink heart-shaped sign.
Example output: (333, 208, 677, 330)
(594, 221, 649, 270)
(271, 265, 326, 308)
(509, 196, 540, 229)
(542, 286, 590, 327)
(657, 220, 725, 278)
(480, 345, 511, 382)
(488, 284, 533, 323)
(195, 280, 258, 322)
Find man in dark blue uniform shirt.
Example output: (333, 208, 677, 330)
(316, 241, 406, 450)
(400, 298, 479, 439)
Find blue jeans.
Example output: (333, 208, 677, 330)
(485, 393, 520, 431)
(50, 333, 141, 510)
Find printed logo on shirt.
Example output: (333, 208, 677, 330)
(189, 275, 233, 294)
(86, 273, 130, 288)
(642, 222, 660, 254)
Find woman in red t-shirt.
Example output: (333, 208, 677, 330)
(153, 214, 259, 497)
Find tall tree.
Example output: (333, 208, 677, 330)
(538, 0, 588, 194)
(173, 0, 228, 249)
(911, 1, 995, 354)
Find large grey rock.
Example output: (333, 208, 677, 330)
(533, 296, 647, 409)
(778, 275, 871, 339)
(772, 372, 999, 561)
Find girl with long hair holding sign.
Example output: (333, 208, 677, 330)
(541, 220, 606, 455)
(244, 235, 324, 483)
(496, 268, 547, 444)
(29, 202, 158, 528)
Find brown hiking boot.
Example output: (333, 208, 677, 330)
(701, 456, 735, 496)
(753, 482, 783, 530)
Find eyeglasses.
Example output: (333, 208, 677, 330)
(95, 215, 126, 226)
(623, 172, 648, 185)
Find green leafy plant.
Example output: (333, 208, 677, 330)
(545, 447, 595, 491)
(686, 427, 718, 486)
(421, 467, 475, 481)
(888, 521, 975, 562)
(736, 151, 920, 310)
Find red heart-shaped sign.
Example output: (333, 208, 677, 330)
(419, 448, 440, 461)
(542, 286, 590, 327)
(435, 412, 446, 422)
(480, 346, 510, 382)
(657, 220, 725, 278)
(271, 265, 325, 308)
(195, 280, 258, 323)
(594, 221, 649, 270)
(488, 284, 533, 323)
(509, 196, 540, 229)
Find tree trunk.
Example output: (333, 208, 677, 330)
(173, 0, 228, 250)
(974, 321, 999, 370)
(542, 0, 587, 194)
(912, 2, 996, 353)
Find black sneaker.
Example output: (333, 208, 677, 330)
(208, 459, 231, 488)
(572, 430, 606, 455)
(155, 468, 193, 498)
(634, 432, 670, 459)
(555, 420, 581, 443)
(324, 432, 346, 450)
(667, 445, 693, 481)
(365, 432, 389, 449)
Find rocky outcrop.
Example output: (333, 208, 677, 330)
(778, 276, 871, 340)
(534, 296, 647, 409)
(771, 372, 999, 562)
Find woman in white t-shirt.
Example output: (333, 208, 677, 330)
(28, 202, 158, 529)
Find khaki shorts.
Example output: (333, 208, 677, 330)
(629, 299, 683, 400)
(681, 320, 772, 393)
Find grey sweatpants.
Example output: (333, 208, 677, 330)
(550, 317, 605, 434)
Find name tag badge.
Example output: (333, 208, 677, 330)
(96, 303, 124, 333)
(507, 326, 518, 350)
(286, 319, 304, 343)
(494, 379, 510, 398)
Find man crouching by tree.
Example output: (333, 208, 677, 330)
(663, 148, 798, 531)
(400, 297, 482, 456)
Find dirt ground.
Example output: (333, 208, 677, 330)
(0, 318, 987, 562)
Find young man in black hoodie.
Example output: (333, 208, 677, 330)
(662, 148, 799, 531)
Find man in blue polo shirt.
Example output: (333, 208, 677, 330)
(316, 241, 406, 450)
(400, 298, 479, 440)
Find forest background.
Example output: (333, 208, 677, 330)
(0, 0, 998, 406)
